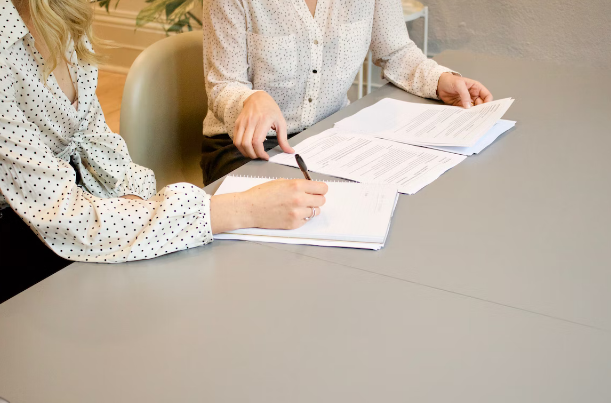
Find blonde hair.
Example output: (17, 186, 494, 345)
(19, 0, 105, 79)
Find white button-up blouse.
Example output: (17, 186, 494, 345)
(0, 1, 213, 263)
(202, 0, 455, 138)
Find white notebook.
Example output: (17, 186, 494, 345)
(214, 176, 399, 250)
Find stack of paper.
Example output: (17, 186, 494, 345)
(214, 176, 399, 250)
(270, 129, 466, 195)
(423, 119, 516, 156)
(334, 97, 515, 150)
(270, 97, 515, 194)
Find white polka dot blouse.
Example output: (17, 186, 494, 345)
(0, 1, 213, 263)
(202, 0, 457, 139)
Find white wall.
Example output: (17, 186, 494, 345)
(359, 0, 611, 96)
(93, 0, 198, 73)
(94, 0, 611, 73)
(409, 0, 611, 69)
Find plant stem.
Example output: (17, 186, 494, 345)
(187, 11, 202, 27)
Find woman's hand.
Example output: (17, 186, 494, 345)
(210, 179, 328, 234)
(437, 73, 493, 108)
(234, 92, 295, 160)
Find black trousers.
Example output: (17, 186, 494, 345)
(0, 208, 71, 304)
(200, 133, 299, 186)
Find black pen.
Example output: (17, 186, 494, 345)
(295, 154, 312, 181)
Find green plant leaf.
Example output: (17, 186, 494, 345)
(165, 0, 185, 19)
(133, 0, 203, 33)
(97, 0, 111, 13)
(166, 16, 189, 33)
(136, 1, 166, 27)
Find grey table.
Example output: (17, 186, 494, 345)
(1, 51, 610, 403)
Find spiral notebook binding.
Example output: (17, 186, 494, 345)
(227, 174, 352, 183)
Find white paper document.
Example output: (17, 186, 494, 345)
(269, 129, 466, 194)
(214, 176, 399, 250)
(422, 119, 516, 156)
(334, 97, 514, 147)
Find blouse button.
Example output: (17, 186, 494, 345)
(314, 40, 319, 45)
(308, 98, 313, 103)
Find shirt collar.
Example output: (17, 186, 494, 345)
(0, 0, 29, 50)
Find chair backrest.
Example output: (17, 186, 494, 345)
(120, 30, 206, 189)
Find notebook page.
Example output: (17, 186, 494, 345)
(214, 233, 386, 250)
(214, 176, 398, 244)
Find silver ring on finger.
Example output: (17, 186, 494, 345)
(304, 207, 316, 221)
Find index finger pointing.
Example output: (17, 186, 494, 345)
(276, 117, 295, 154)
(252, 119, 272, 160)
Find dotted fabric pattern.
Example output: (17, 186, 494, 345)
(202, 0, 456, 139)
(0, 1, 213, 263)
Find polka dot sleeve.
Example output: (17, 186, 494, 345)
(0, 61, 213, 263)
(370, 0, 457, 100)
(203, 0, 261, 139)
(76, 95, 157, 201)
(202, 0, 460, 139)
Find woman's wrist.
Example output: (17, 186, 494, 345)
(210, 192, 255, 234)
(243, 90, 267, 107)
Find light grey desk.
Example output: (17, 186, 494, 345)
(209, 51, 611, 331)
(1, 52, 610, 403)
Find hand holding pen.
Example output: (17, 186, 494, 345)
(295, 154, 312, 181)
(295, 154, 322, 221)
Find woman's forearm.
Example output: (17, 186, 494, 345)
(210, 193, 252, 234)
(209, 179, 328, 235)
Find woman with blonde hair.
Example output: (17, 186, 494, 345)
(0, 0, 327, 303)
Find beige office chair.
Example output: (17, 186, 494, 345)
(120, 30, 207, 189)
